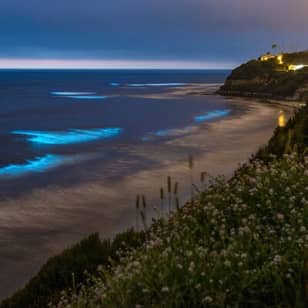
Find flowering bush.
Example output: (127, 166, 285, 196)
(54, 153, 308, 307)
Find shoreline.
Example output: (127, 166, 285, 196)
(224, 95, 305, 108)
(0, 96, 295, 300)
(216, 92, 306, 107)
(184, 83, 305, 108)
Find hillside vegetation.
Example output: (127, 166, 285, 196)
(53, 154, 308, 307)
(219, 51, 308, 100)
(0, 231, 145, 308)
(257, 104, 308, 159)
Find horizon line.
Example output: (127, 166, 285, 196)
(0, 58, 238, 70)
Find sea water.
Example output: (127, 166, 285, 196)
(0, 69, 231, 195)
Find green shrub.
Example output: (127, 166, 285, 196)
(257, 105, 308, 159)
(0, 230, 145, 308)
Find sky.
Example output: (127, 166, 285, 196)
(0, 0, 308, 69)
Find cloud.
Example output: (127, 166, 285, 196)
(0, 0, 307, 63)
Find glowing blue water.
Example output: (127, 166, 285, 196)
(66, 95, 108, 100)
(1, 70, 231, 183)
(141, 129, 174, 141)
(143, 110, 231, 141)
(51, 91, 96, 96)
(11, 128, 123, 145)
(110, 82, 120, 87)
(0, 154, 65, 178)
(151, 129, 173, 137)
(51, 91, 108, 100)
(128, 83, 186, 87)
(142, 126, 196, 142)
(194, 109, 231, 122)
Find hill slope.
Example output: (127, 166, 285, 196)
(218, 51, 308, 101)
(53, 152, 308, 307)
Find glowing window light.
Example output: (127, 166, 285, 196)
(11, 128, 123, 145)
(194, 109, 231, 122)
(0, 154, 64, 178)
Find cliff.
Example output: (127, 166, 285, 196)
(218, 50, 308, 101)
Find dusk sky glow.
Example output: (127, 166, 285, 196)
(1, 0, 307, 69)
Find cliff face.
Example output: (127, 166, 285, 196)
(218, 51, 308, 101)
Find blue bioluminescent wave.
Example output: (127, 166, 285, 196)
(11, 128, 123, 145)
(194, 109, 231, 122)
(110, 82, 120, 87)
(66, 95, 108, 100)
(0, 154, 65, 178)
(51, 91, 96, 96)
(0, 154, 94, 178)
(142, 126, 196, 141)
(128, 83, 186, 87)
(143, 109, 231, 142)
(51, 91, 108, 100)
(151, 129, 174, 137)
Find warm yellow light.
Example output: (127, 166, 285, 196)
(278, 111, 286, 127)
(260, 54, 275, 61)
(288, 64, 305, 71)
(277, 55, 283, 65)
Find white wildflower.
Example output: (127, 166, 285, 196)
(204, 296, 213, 303)
(273, 255, 281, 264)
(277, 213, 284, 221)
(224, 260, 231, 267)
(161, 286, 169, 293)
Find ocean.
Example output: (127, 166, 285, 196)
(0, 69, 289, 299)
(0, 69, 230, 195)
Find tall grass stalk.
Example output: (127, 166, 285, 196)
(200, 171, 207, 189)
(160, 188, 164, 218)
(167, 176, 172, 214)
(141, 195, 147, 230)
(173, 182, 179, 211)
(71, 273, 76, 295)
(135, 195, 140, 231)
(175, 197, 180, 211)
(188, 155, 194, 204)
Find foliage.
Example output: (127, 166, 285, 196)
(53, 154, 308, 307)
(0, 230, 145, 308)
(257, 105, 308, 159)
